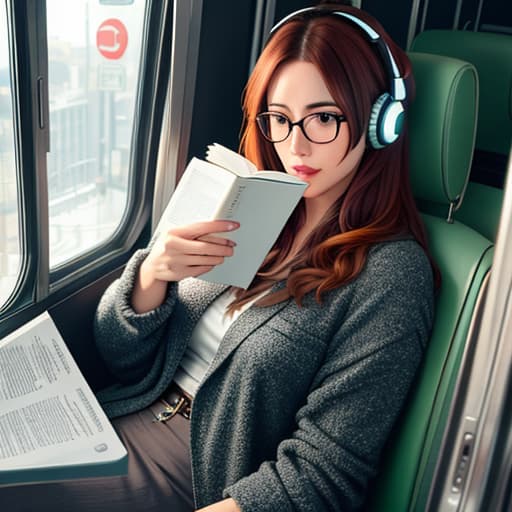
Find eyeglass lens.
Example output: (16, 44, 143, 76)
(257, 112, 342, 143)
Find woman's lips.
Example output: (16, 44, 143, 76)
(292, 165, 320, 178)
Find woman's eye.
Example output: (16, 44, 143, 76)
(316, 112, 336, 124)
(273, 114, 288, 125)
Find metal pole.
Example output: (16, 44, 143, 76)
(474, 0, 484, 31)
(406, 0, 424, 50)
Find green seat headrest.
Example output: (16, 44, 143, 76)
(408, 52, 478, 206)
(411, 30, 512, 156)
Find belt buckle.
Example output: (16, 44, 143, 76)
(153, 396, 187, 423)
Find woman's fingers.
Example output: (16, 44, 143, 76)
(151, 253, 224, 281)
(145, 220, 240, 282)
(195, 234, 237, 247)
(163, 220, 239, 256)
(169, 237, 235, 257)
(170, 220, 239, 241)
(170, 253, 226, 267)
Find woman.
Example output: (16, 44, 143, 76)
(3, 3, 437, 511)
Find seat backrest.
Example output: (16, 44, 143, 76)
(366, 52, 494, 511)
(411, 30, 512, 241)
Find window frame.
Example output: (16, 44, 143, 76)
(0, 0, 173, 329)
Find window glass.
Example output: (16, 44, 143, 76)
(47, 0, 146, 267)
(0, 5, 21, 309)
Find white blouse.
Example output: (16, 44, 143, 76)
(173, 290, 264, 397)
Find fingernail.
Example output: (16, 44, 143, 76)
(228, 240, 237, 247)
(226, 222, 239, 230)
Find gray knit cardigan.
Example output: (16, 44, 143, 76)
(93, 239, 434, 511)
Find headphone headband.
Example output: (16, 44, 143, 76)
(268, 7, 407, 148)
(269, 7, 406, 101)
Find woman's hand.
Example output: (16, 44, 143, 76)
(196, 497, 241, 512)
(143, 220, 238, 283)
(131, 220, 239, 313)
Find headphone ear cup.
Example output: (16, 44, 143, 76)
(368, 93, 405, 149)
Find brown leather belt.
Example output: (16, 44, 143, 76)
(153, 382, 192, 422)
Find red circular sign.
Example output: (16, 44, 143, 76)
(96, 18, 128, 60)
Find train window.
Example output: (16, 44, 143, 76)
(0, 4, 20, 309)
(46, 0, 146, 267)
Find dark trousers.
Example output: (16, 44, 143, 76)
(0, 402, 195, 512)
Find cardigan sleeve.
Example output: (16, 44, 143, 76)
(93, 248, 178, 384)
(224, 242, 434, 511)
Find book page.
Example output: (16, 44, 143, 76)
(246, 170, 306, 183)
(205, 143, 306, 183)
(205, 143, 256, 176)
(0, 312, 126, 476)
(154, 157, 237, 236)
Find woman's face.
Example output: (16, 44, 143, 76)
(266, 60, 365, 211)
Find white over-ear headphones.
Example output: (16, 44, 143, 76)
(269, 8, 407, 149)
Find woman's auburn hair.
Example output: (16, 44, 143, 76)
(228, 5, 440, 312)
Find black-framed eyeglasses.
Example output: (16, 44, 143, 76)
(256, 111, 347, 144)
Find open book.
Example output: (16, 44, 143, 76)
(156, 143, 308, 288)
(0, 312, 127, 487)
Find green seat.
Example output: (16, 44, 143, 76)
(366, 53, 494, 511)
(411, 30, 512, 241)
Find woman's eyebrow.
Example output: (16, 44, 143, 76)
(305, 101, 339, 109)
(267, 102, 289, 110)
(267, 101, 339, 110)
